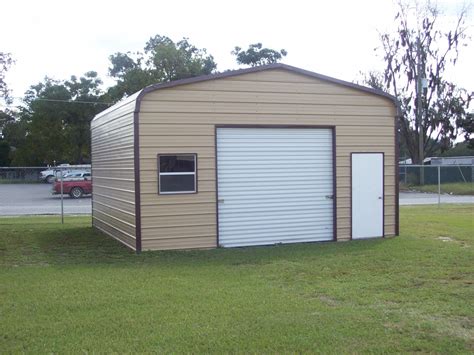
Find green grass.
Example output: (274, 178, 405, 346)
(401, 182, 474, 195)
(1, 206, 473, 353)
(0, 179, 42, 184)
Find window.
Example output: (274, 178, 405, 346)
(158, 154, 197, 194)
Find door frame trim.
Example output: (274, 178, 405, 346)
(214, 124, 337, 247)
(350, 152, 385, 240)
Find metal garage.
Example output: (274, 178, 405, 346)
(90, 63, 399, 252)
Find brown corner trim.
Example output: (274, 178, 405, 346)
(395, 114, 400, 236)
(133, 102, 143, 253)
(90, 129, 95, 228)
(214, 126, 220, 248)
(332, 128, 337, 241)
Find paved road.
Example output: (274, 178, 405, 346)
(0, 184, 91, 216)
(399, 191, 474, 205)
(0, 184, 472, 216)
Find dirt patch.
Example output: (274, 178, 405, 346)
(437, 236, 455, 242)
(318, 295, 339, 307)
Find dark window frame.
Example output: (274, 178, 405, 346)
(157, 153, 198, 195)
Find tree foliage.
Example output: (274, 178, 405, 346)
(441, 140, 474, 157)
(2, 35, 293, 166)
(377, 1, 472, 163)
(108, 35, 217, 100)
(456, 111, 473, 148)
(231, 43, 287, 67)
(4, 72, 107, 166)
(358, 71, 387, 92)
(0, 139, 10, 166)
(0, 52, 14, 104)
(0, 52, 15, 144)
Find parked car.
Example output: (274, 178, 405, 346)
(40, 164, 72, 183)
(52, 176, 92, 198)
(62, 171, 91, 180)
(40, 164, 91, 183)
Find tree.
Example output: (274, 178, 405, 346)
(0, 52, 14, 104)
(357, 70, 387, 92)
(0, 109, 16, 135)
(441, 140, 474, 157)
(0, 53, 15, 166)
(63, 72, 105, 163)
(7, 72, 106, 166)
(231, 43, 287, 67)
(377, 1, 472, 164)
(108, 35, 217, 100)
(456, 111, 473, 149)
(0, 139, 10, 166)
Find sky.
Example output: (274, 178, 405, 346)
(1, 0, 473, 107)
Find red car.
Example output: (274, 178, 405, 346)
(52, 175, 92, 198)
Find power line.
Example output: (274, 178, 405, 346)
(1, 97, 115, 108)
(22, 98, 114, 105)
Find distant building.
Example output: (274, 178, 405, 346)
(428, 156, 474, 166)
(400, 156, 474, 165)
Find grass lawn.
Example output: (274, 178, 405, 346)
(400, 182, 474, 195)
(0, 179, 42, 184)
(1, 206, 473, 353)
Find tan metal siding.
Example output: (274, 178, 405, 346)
(91, 98, 136, 250)
(138, 68, 396, 250)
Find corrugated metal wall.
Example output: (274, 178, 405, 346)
(91, 94, 137, 250)
(138, 69, 396, 250)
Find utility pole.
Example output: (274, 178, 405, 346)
(416, 37, 425, 184)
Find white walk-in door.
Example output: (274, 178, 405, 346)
(216, 128, 334, 247)
(351, 153, 384, 239)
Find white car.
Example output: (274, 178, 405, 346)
(62, 171, 91, 180)
(40, 164, 91, 183)
(40, 164, 73, 183)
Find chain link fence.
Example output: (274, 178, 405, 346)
(399, 164, 474, 205)
(0, 166, 92, 220)
(1, 163, 473, 218)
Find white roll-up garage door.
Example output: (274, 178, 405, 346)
(216, 127, 334, 247)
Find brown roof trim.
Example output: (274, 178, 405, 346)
(136, 63, 397, 103)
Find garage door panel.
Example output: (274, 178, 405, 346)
(219, 213, 333, 224)
(219, 203, 334, 214)
(220, 224, 333, 235)
(221, 190, 334, 198)
(220, 208, 333, 217)
(219, 183, 332, 192)
(217, 127, 334, 247)
(218, 148, 333, 153)
(219, 198, 333, 208)
(221, 231, 332, 247)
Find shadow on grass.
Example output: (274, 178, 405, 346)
(1, 218, 395, 268)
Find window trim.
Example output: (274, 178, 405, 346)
(157, 153, 198, 195)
